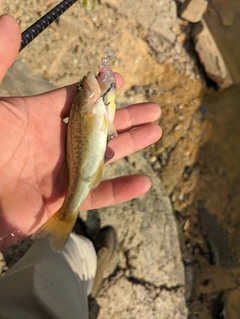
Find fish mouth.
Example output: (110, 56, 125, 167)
(96, 66, 116, 91)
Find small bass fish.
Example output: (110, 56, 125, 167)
(32, 51, 117, 252)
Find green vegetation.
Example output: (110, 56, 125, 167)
(82, 0, 97, 10)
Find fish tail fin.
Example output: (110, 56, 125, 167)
(32, 208, 78, 252)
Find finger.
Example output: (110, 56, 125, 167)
(106, 123, 162, 164)
(81, 174, 151, 210)
(0, 174, 151, 249)
(35, 73, 124, 118)
(0, 15, 21, 82)
(114, 102, 161, 132)
(114, 73, 124, 90)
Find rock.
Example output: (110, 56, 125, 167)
(192, 19, 233, 90)
(84, 152, 188, 319)
(180, 0, 208, 23)
(101, 0, 177, 43)
(223, 288, 240, 319)
(97, 275, 187, 319)
(0, 60, 56, 96)
(203, 2, 240, 86)
(198, 204, 233, 268)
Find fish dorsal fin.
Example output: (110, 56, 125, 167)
(90, 160, 104, 188)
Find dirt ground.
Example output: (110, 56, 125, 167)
(1, 0, 240, 318)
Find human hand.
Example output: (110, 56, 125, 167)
(0, 15, 162, 249)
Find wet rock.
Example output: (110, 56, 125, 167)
(198, 203, 233, 268)
(192, 19, 234, 90)
(180, 0, 208, 23)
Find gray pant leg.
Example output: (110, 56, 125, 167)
(0, 233, 97, 319)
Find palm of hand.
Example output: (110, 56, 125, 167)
(0, 93, 68, 246)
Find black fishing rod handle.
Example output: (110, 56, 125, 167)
(20, 0, 78, 52)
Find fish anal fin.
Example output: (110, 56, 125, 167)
(32, 209, 78, 252)
(107, 120, 117, 138)
(90, 161, 104, 189)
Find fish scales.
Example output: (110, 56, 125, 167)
(64, 77, 107, 209)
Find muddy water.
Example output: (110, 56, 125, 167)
(197, 86, 240, 263)
(201, 0, 240, 268)
(207, 0, 240, 84)
(187, 1, 240, 317)
(187, 89, 240, 317)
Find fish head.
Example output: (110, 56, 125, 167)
(78, 72, 102, 114)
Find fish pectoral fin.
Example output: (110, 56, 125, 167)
(90, 161, 104, 189)
(107, 120, 118, 138)
(31, 208, 78, 252)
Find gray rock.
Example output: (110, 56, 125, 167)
(84, 152, 187, 318)
(192, 19, 233, 89)
(101, 0, 177, 44)
(0, 60, 56, 96)
(180, 0, 208, 23)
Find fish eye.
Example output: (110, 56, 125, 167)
(77, 82, 83, 91)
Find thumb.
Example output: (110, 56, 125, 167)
(0, 15, 21, 82)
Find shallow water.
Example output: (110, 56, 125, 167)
(199, 85, 240, 263)
(207, 0, 240, 83)
(201, 0, 240, 262)
(187, 2, 240, 317)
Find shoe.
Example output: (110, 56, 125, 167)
(90, 226, 117, 298)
